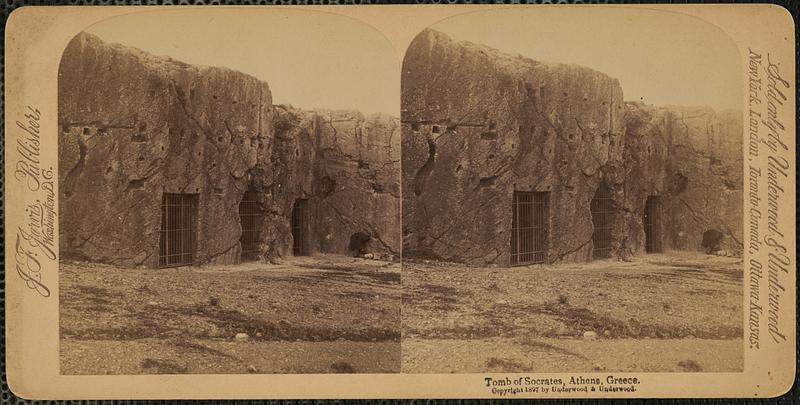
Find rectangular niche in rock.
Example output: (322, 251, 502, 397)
(591, 183, 614, 259)
(291, 198, 309, 256)
(644, 195, 663, 253)
(159, 193, 198, 268)
(511, 191, 549, 265)
(239, 190, 264, 262)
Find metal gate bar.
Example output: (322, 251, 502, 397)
(511, 191, 548, 265)
(159, 193, 196, 268)
(591, 184, 614, 259)
(291, 199, 308, 256)
(239, 190, 264, 261)
(644, 196, 661, 253)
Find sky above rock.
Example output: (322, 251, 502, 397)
(85, 8, 742, 115)
(430, 7, 742, 112)
(86, 9, 399, 116)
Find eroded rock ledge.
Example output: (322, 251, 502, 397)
(58, 32, 400, 267)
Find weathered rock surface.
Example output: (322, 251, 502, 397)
(401, 29, 742, 265)
(59, 32, 399, 267)
(402, 29, 624, 265)
(310, 109, 401, 256)
(621, 103, 743, 255)
(254, 106, 401, 259)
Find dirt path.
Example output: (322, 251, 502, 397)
(402, 252, 743, 373)
(60, 255, 400, 374)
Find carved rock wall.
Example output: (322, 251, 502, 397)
(310, 109, 401, 257)
(622, 103, 743, 255)
(258, 106, 401, 259)
(401, 29, 742, 266)
(402, 29, 625, 265)
(58, 32, 399, 267)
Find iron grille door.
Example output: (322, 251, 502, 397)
(644, 196, 662, 253)
(239, 190, 264, 261)
(291, 199, 308, 256)
(511, 191, 548, 265)
(159, 193, 197, 268)
(591, 183, 614, 259)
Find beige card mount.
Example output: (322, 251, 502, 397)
(4, 4, 796, 399)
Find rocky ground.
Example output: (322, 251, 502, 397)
(60, 255, 400, 374)
(402, 252, 743, 373)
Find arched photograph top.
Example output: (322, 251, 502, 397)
(400, 7, 745, 374)
(58, 9, 401, 375)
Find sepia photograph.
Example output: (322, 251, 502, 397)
(4, 4, 796, 399)
(401, 8, 744, 373)
(57, 9, 401, 374)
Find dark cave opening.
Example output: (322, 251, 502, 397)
(348, 232, 371, 257)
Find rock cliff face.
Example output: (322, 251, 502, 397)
(310, 109, 401, 257)
(59, 32, 399, 267)
(401, 29, 742, 266)
(262, 106, 401, 259)
(622, 103, 743, 255)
